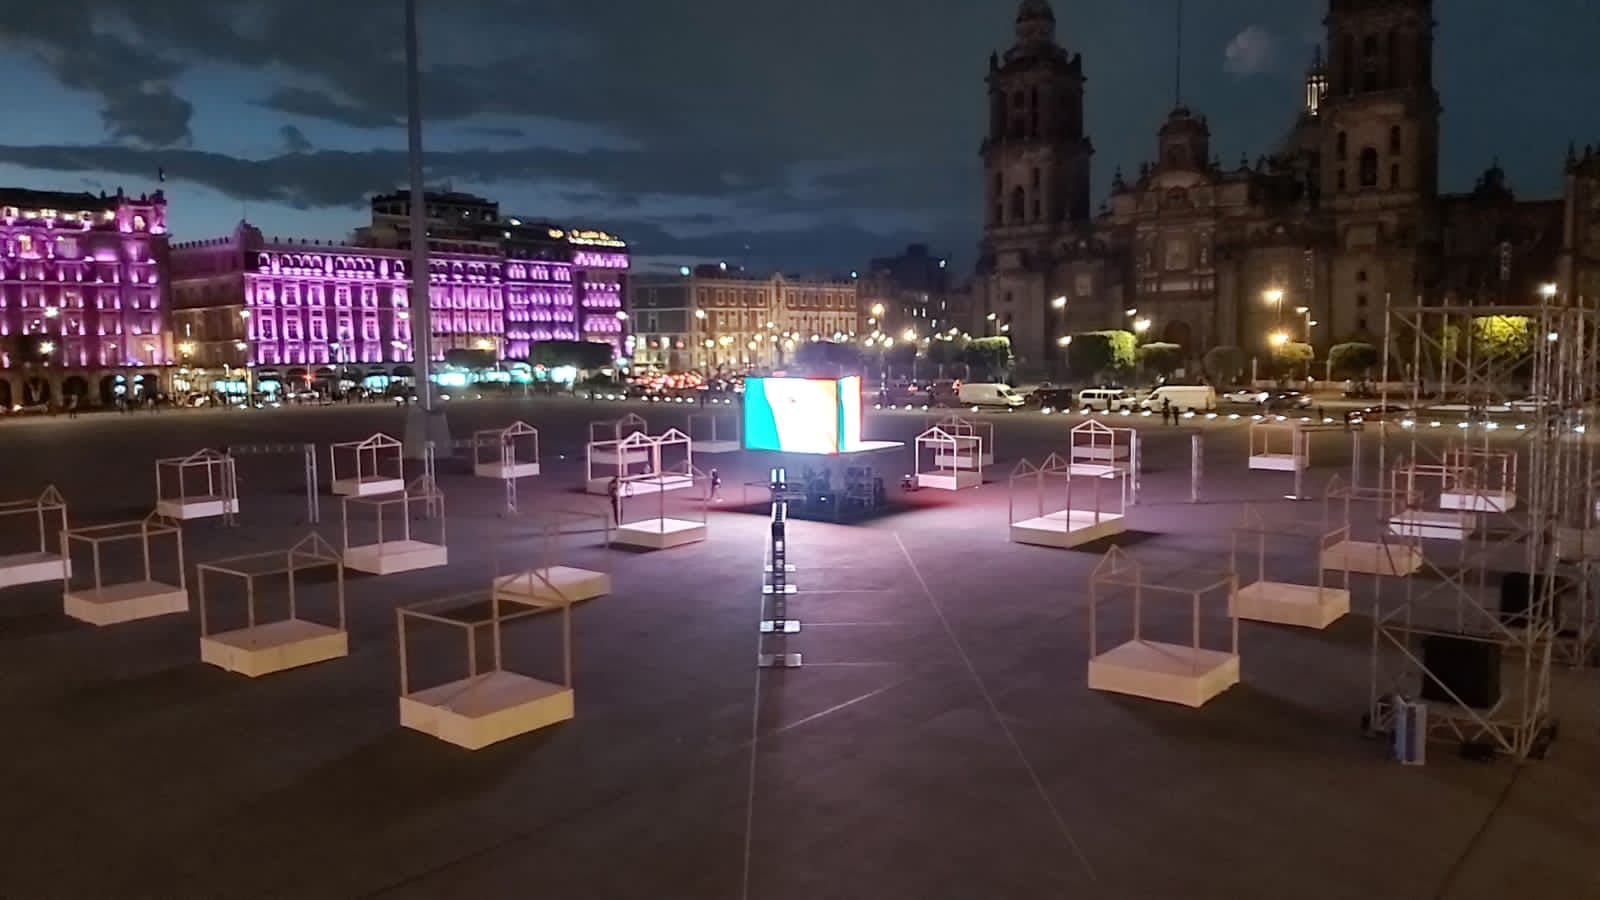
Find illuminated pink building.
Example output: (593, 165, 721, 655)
(170, 216, 630, 389)
(0, 187, 170, 407)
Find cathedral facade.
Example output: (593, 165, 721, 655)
(975, 0, 1600, 377)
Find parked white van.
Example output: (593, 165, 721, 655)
(1076, 388, 1137, 412)
(958, 382, 1024, 408)
(1140, 384, 1217, 412)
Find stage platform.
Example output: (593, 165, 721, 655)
(1248, 453, 1306, 472)
(1233, 581, 1349, 629)
(474, 460, 541, 480)
(64, 580, 187, 626)
(0, 551, 69, 589)
(1320, 540, 1422, 576)
(612, 518, 706, 550)
(918, 470, 982, 491)
(400, 670, 573, 750)
(493, 567, 610, 607)
(1388, 510, 1476, 541)
(156, 496, 239, 521)
(1010, 510, 1126, 549)
(344, 541, 448, 576)
(330, 475, 404, 498)
(585, 473, 695, 497)
(1439, 490, 1516, 513)
(1088, 639, 1240, 708)
(200, 619, 347, 677)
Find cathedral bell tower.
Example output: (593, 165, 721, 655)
(977, 0, 1093, 366)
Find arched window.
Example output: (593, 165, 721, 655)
(1389, 125, 1402, 154)
(1009, 187, 1026, 223)
(1341, 35, 1355, 94)
(1337, 131, 1348, 160)
(1390, 164, 1400, 188)
(1359, 148, 1379, 188)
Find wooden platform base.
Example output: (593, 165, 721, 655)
(1074, 446, 1129, 462)
(400, 670, 573, 750)
(1233, 580, 1349, 629)
(330, 476, 404, 497)
(494, 567, 610, 607)
(200, 619, 347, 677)
(156, 496, 240, 520)
(933, 451, 993, 470)
(1320, 540, 1422, 576)
(613, 518, 706, 550)
(1011, 511, 1125, 549)
(344, 541, 448, 575)
(0, 551, 69, 589)
(917, 470, 982, 491)
(1439, 490, 1516, 513)
(64, 580, 188, 626)
(1248, 453, 1306, 472)
(473, 461, 541, 479)
(691, 439, 741, 455)
(1388, 510, 1476, 541)
(585, 473, 695, 497)
(1088, 640, 1240, 708)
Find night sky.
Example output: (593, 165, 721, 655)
(0, 1, 1595, 274)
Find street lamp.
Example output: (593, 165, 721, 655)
(1051, 296, 1067, 310)
(1540, 282, 1558, 299)
(1269, 331, 1289, 347)
(43, 306, 59, 319)
(1057, 335, 1072, 348)
(38, 340, 55, 355)
(902, 328, 917, 342)
(871, 303, 885, 318)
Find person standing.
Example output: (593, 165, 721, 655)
(709, 468, 723, 503)
(608, 475, 623, 525)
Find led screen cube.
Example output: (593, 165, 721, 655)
(744, 376, 863, 454)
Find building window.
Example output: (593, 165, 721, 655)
(1389, 125, 1402, 154)
(1336, 132, 1348, 161)
(1359, 148, 1379, 188)
(1357, 270, 1368, 283)
(1337, 170, 1347, 191)
(1358, 316, 1369, 332)
(1164, 238, 1190, 271)
(1009, 187, 1025, 224)
(1390, 164, 1400, 188)
(1357, 294, 1369, 308)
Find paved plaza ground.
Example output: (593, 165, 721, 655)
(0, 397, 1596, 899)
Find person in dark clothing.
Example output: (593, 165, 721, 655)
(608, 475, 623, 524)
(709, 468, 723, 503)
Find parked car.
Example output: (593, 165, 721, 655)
(1349, 403, 1410, 422)
(1076, 387, 1137, 412)
(958, 382, 1024, 409)
(1266, 390, 1313, 410)
(1026, 386, 1074, 410)
(1221, 388, 1267, 405)
(1140, 384, 1217, 413)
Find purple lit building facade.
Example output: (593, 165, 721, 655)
(0, 188, 170, 408)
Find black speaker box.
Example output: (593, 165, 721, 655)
(1420, 635, 1501, 709)
(1499, 572, 1573, 629)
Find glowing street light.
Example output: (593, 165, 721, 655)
(43, 306, 59, 319)
(615, 310, 629, 320)
(871, 303, 885, 318)
(1269, 331, 1289, 347)
(1540, 282, 1558, 299)
(1125, 308, 1138, 317)
(1051, 296, 1067, 309)
(1294, 306, 1309, 315)
(1057, 335, 1072, 347)
(1264, 288, 1284, 305)
(178, 341, 195, 355)
(986, 312, 997, 321)
(902, 328, 917, 342)
(38, 340, 55, 355)
(1133, 317, 1151, 334)
(694, 309, 707, 320)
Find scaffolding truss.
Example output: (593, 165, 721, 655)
(0, 485, 70, 590)
(1362, 295, 1598, 760)
(155, 449, 240, 524)
(197, 533, 347, 677)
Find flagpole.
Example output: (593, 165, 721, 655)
(402, 0, 449, 458)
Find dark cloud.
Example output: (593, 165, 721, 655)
(260, 87, 399, 129)
(279, 124, 313, 154)
(468, 125, 526, 139)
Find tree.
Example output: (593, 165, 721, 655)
(1066, 330, 1137, 381)
(1202, 345, 1245, 384)
(1328, 341, 1379, 379)
(925, 336, 969, 368)
(1271, 341, 1314, 376)
(1470, 315, 1533, 362)
(527, 340, 614, 370)
(963, 337, 1013, 378)
(1137, 342, 1184, 378)
(442, 348, 497, 370)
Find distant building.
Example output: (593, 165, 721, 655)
(858, 243, 964, 337)
(974, 0, 1600, 375)
(627, 265, 858, 372)
(0, 187, 170, 409)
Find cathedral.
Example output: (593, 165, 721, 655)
(975, 0, 1600, 375)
